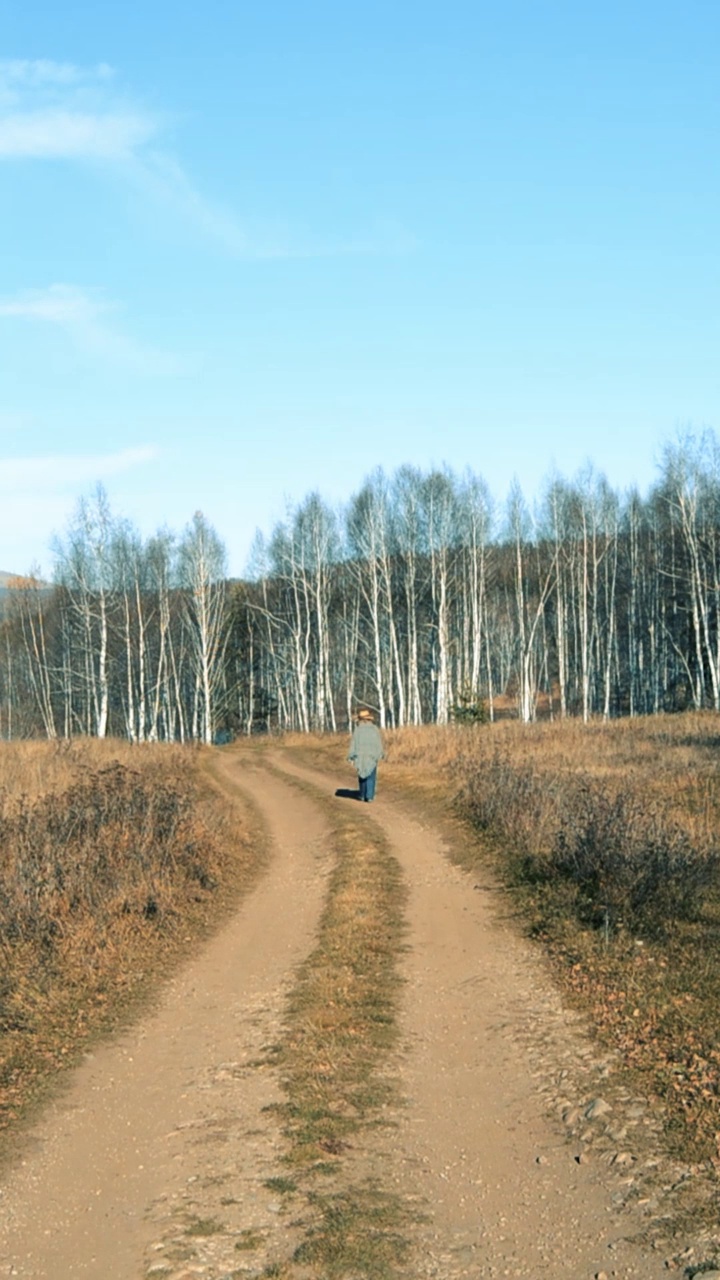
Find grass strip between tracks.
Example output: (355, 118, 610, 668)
(260, 756, 413, 1280)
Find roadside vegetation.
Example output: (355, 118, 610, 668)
(0, 739, 260, 1152)
(293, 713, 720, 1174)
(400, 714, 720, 1170)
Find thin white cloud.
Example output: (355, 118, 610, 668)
(0, 492, 71, 576)
(0, 59, 111, 83)
(0, 282, 107, 323)
(126, 150, 254, 256)
(0, 284, 180, 374)
(1, 57, 415, 260)
(0, 57, 243, 251)
(0, 443, 159, 575)
(0, 446, 159, 494)
(0, 108, 156, 159)
(0, 57, 160, 159)
(129, 151, 416, 260)
(0, 59, 113, 93)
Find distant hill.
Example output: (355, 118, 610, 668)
(0, 572, 52, 596)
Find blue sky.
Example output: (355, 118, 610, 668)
(2, 1, 719, 575)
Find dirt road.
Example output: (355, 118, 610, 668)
(0, 746, 679, 1278)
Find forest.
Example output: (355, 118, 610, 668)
(4, 433, 720, 741)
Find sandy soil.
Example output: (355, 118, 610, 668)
(0, 746, 687, 1278)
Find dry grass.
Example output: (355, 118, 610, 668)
(0, 738, 261, 1154)
(287, 717, 720, 1172)
(385, 712, 720, 807)
(0, 738, 177, 808)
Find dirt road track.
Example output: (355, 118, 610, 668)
(275, 750, 671, 1280)
(0, 756, 330, 1278)
(0, 747, 675, 1278)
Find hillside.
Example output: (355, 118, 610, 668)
(0, 571, 51, 591)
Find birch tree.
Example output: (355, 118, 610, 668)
(6, 574, 58, 738)
(178, 512, 228, 743)
(53, 486, 115, 738)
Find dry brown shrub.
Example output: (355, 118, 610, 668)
(386, 715, 720, 935)
(0, 740, 253, 1141)
(379, 714, 720, 1170)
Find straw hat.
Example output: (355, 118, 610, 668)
(357, 708, 373, 720)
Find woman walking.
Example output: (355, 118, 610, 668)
(347, 708, 384, 802)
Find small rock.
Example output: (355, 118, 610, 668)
(611, 1151, 634, 1167)
(595, 1271, 609, 1279)
(575, 1152, 590, 1165)
(585, 1097, 613, 1120)
(607, 1126, 627, 1141)
(535, 1155, 549, 1165)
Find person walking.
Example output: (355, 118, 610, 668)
(347, 708, 384, 802)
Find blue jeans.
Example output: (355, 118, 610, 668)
(359, 768, 377, 801)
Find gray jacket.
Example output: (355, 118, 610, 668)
(348, 722, 383, 780)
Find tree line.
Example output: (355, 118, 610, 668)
(2, 490, 226, 743)
(3, 434, 720, 740)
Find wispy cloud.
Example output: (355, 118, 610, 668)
(0, 442, 159, 575)
(0, 445, 159, 493)
(0, 108, 156, 159)
(0, 57, 248, 250)
(0, 57, 414, 260)
(0, 59, 151, 160)
(0, 284, 180, 373)
(0, 60, 113, 115)
(0, 59, 113, 96)
(0, 282, 106, 324)
(130, 150, 417, 260)
(122, 149, 256, 256)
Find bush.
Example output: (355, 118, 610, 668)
(550, 784, 719, 933)
(450, 689, 489, 726)
(0, 763, 204, 949)
(458, 753, 720, 936)
(458, 752, 565, 867)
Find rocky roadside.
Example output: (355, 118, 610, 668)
(516, 973, 720, 1279)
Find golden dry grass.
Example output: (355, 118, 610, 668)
(0, 739, 262, 1158)
(0, 738, 195, 809)
(379, 713, 720, 849)
(389, 717, 720, 1171)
